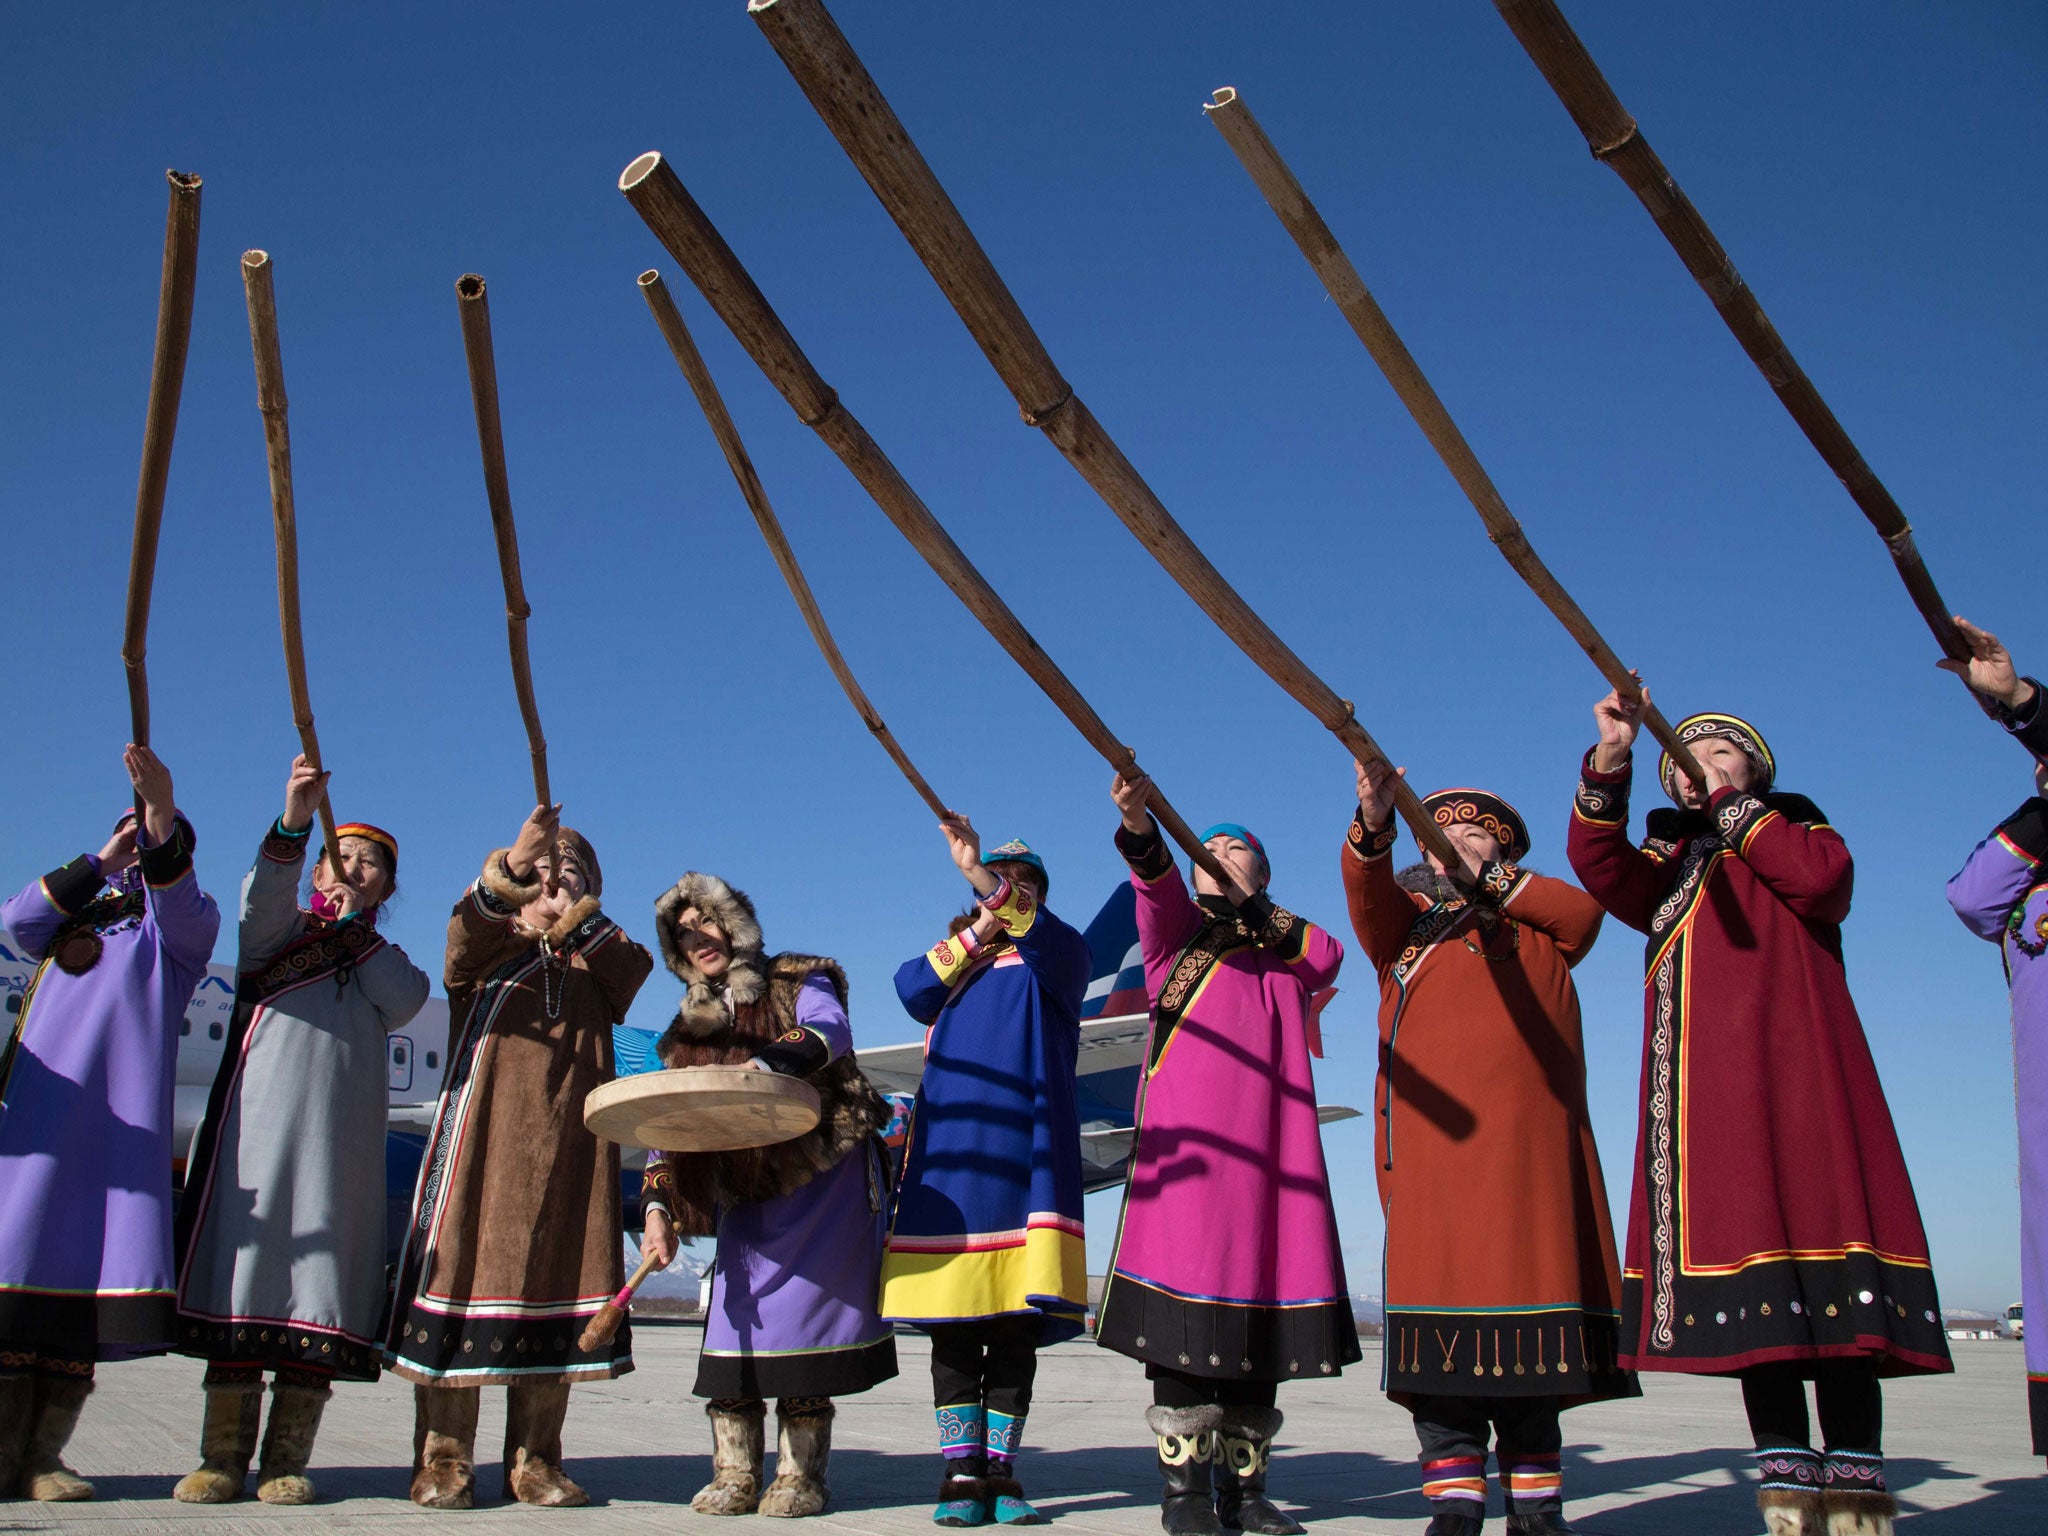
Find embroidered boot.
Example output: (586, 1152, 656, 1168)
(1149, 1404, 1225, 1536)
(255, 1380, 330, 1505)
(934, 1402, 990, 1526)
(1214, 1406, 1300, 1536)
(0, 1376, 35, 1495)
(173, 1380, 264, 1502)
(504, 1380, 587, 1506)
(1819, 1451, 1894, 1536)
(1754, 1445, 1826, 1536)
(18, 1375, 93, 1501)
(694, 1398, 766, 1515)
(985, 1407, 1043, 1525)
(759, 1396, 833, 1518)
(408, 1383, 481, 1509)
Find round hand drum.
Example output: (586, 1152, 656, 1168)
(583, 1064, 821, 1152)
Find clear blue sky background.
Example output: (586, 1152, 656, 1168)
(4, 5, 2042, 1311)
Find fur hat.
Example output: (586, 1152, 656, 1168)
(653, 871, 768, 1037)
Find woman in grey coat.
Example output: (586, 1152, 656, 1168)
(171, 755, 429, 1504)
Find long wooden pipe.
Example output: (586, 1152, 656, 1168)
(120, 170, 202, 763)
(1491, 0, 1978, 692)
(619, 154, 1230, 887)
(454, 275, 554, 813)
(637, 271, 949, 820)
(747, 0, 1465, 872)
(241, 250, 342, 867)
(1203, 87, 1706, 788)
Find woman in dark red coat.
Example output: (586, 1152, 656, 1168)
(1566, 691, 1949, 1536)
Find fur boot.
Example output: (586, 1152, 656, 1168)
(1149, 1403, 1225, 1536)
(1820, 1488, 1896, 1536)
(0, 1377, 36, 1498)
(18, 1375, 93, 1501)
(504, 1381, 587, 1507)
(172, 1381, 264, 1503)
(255, 1381, 330, 1505)
(1758, 1486, 1827, 1536)
(1214, 1406, 1301, 1536)
(409, 1384, 481, 1510)
(759, 1399, 833, 1518)
(694, 1400, 766, 1515)
(935, 1451, 991, 1527)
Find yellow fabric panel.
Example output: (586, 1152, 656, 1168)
(923, 931, 981, 987)
(881, 1226, 1086, 1321)
(985, 876, 1039, 938)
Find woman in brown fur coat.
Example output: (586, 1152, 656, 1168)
(384, 804, 653, 1510)
(639, 870, 896, 1518)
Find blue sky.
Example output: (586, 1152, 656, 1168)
(4, 5, 2042, 1312)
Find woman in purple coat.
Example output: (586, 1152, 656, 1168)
(1942, 618, 2048, 1458)
(0, 746, 219, 1501)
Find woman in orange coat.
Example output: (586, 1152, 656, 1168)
(1345, 762, 1631, 1536)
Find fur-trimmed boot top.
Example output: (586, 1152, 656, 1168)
(650, 872, 888, 1236)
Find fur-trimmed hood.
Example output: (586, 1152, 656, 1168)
(653, 871, 768, 1035)
(479, 845, 602, 947)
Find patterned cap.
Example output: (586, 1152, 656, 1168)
(1198, 823, 1267, 870)
(334, 823, 398, 859)
(982, 838, 1046, 879)
(1659, 712, 1776, 802)
(1420, 788, 1530, 862)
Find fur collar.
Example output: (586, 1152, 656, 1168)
(653, 871, 769, 1037)
(478, 849, 602, 947)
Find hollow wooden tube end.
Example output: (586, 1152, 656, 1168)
(241, 249, 270, 276)
(456, 273, 487, 303)
(619, 151, 663, 193)
(1204, 86, 1238, 113)
(166, 169, 202, 194)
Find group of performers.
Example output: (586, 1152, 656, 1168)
(0, 620, 2042, 1536)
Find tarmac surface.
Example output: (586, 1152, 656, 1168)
(13, 1330, 2044, 1533)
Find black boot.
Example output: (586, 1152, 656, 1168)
(1424, 1510, 1484, 1536)
(1214, 1407, 1302, 1536)
(1147, 1406, 1225, 1536)
(1506, 1514, 1575, 1534)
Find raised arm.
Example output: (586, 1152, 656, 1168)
(136, 819, 217, 974)
(444, 851, 533, 992)
(894, 930, 976, 1027)
(241, 822, 311, 968)
(1566, 752, 1668, 935)
(1947, 796, 2048, 942)
(579, 920, 654, 1025)
(2, 854, 108, 959)
(1341, 760, 1424, 970)
(1709, 789, 1854, 926)
(1497, 868, 1605, 965)
(354, 940, 432, 1032)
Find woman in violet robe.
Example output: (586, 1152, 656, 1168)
(0, 745, 218, 1502)
(172, 754, 428, 1505)
(1099, 771, 1354, 1536)
(1940, 617, 2048, 1459)
(639, 870, 895, 1519)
